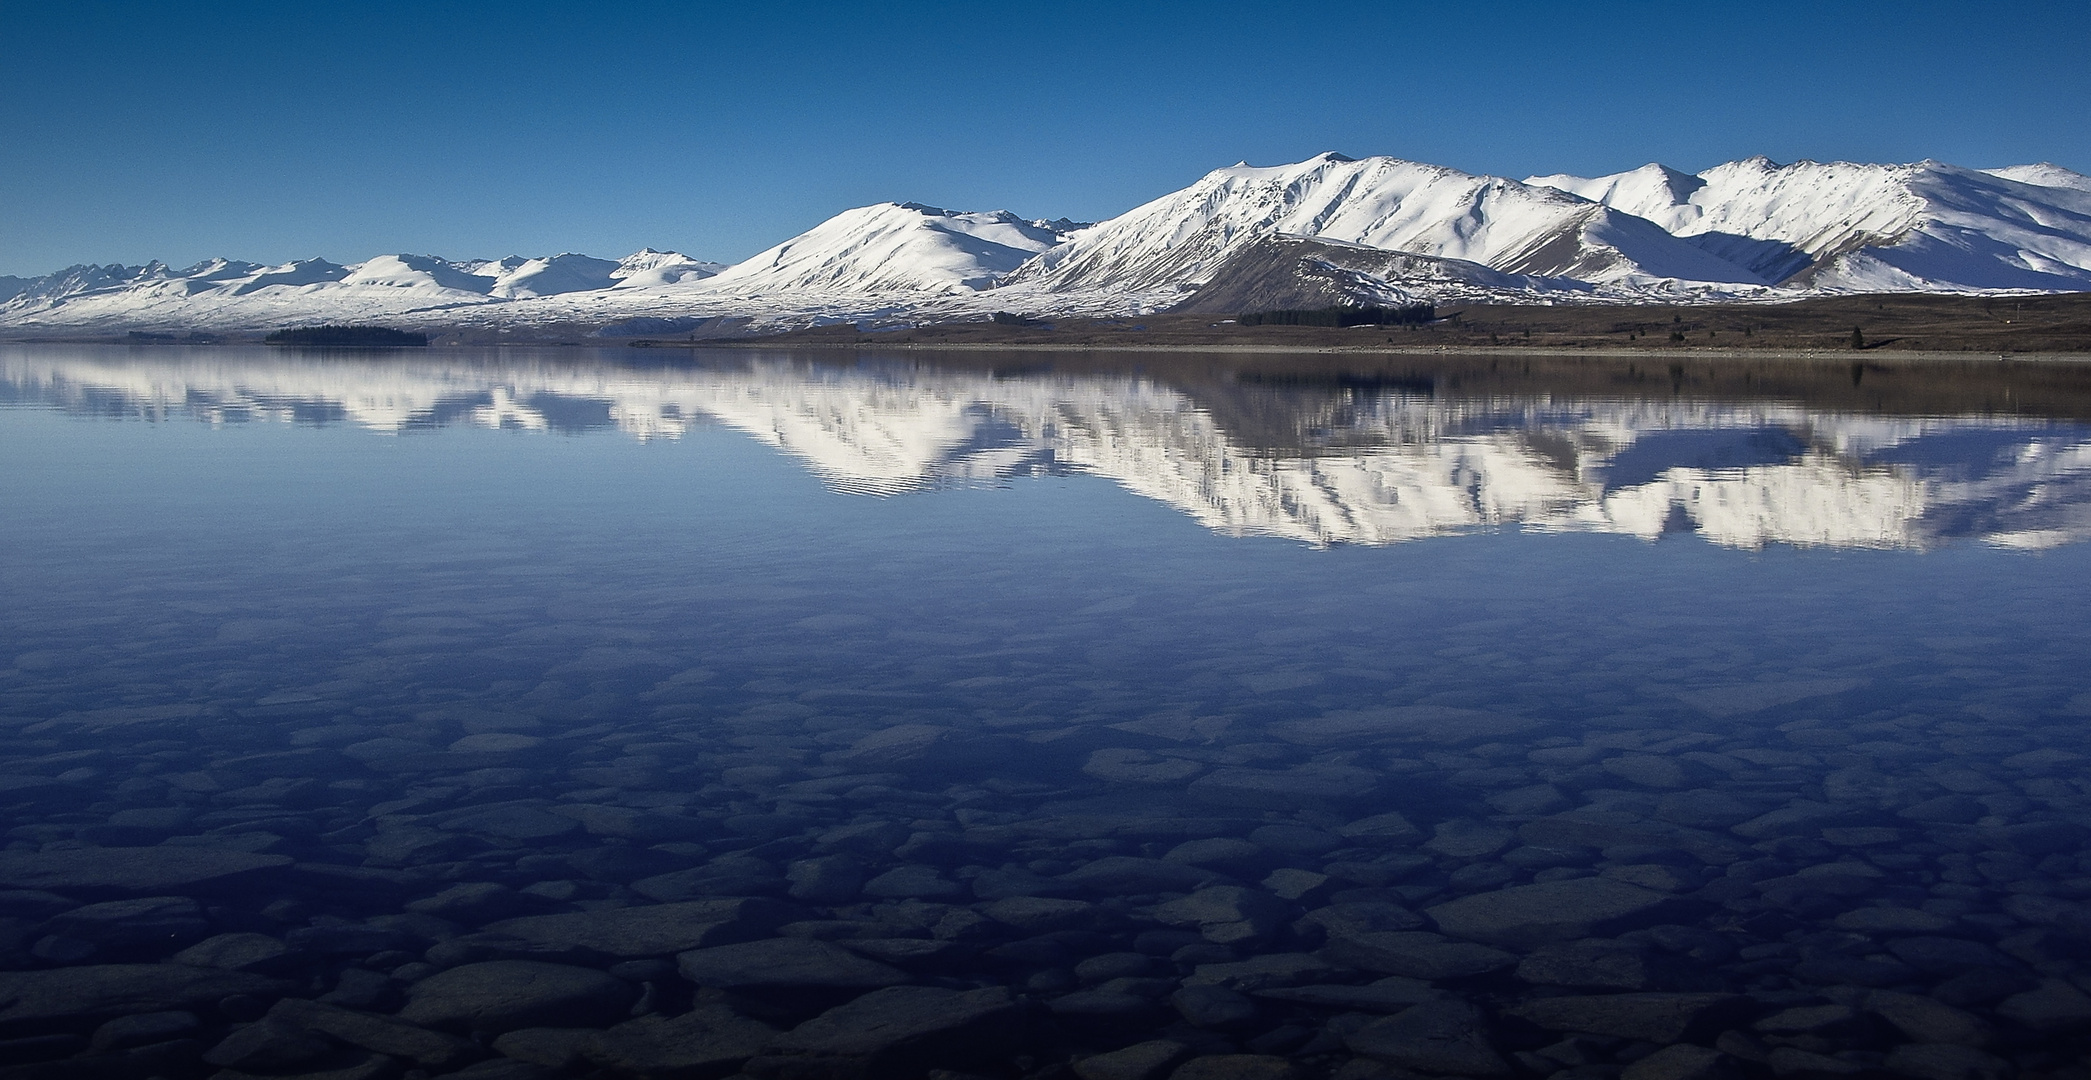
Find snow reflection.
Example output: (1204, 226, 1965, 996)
(6, 345, 2090, 551)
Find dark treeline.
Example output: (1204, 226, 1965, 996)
(1237, 303, 1436, 327)
(265, 325, 429, 347)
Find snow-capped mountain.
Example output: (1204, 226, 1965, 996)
(700, 203, 1085, 294)
(4, 151, 2090, 336)
(1527, 158, 2091, 291)
(1004, 154, 1768, 304)
(0, 250, 730, 334)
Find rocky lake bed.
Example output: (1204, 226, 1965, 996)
(4, 682, 2091, 1080)
(4, 347, 2091, 1080)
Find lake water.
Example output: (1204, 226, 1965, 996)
(3, 344, 2091, 1080)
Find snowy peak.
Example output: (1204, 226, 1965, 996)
(339, 254, 494, 295)
(1982, 163, 2091, 193)
(1529, 157, 2091, 290)
(702, 202, 1078, 294)
(1007, 153, 1767, 300)
(230, 259, 350, 295)
(1524, 163, 1705, 222)
(611, 249, 724, 288)
(474, 253, 622, 298)
(175, 258, 268, 283)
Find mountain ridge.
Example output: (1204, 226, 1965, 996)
(1527, 157, 2091, 291)
(5, 152, 2090, 335)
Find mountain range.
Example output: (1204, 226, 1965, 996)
(4, 153, 2089, 336)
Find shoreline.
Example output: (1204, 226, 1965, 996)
(649, 339, 2091, 364)
(6, 335, 2091, 365)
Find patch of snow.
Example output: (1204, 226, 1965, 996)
(1983, 163, 2091, 193)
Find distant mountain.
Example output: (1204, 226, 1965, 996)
(1527, 158, 2091, 291)
(700, 202, 1085, 294)
(0, 249, 724, 333)
(4, 151, 2091, 335)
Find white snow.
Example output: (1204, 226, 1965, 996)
(4, 151, 2089, 335)
(1983, 163, 2091, 193)
(701, 203, 1080, 295)
(1529, 158, 2091, 290)
(1006, 153, 1768, 302)
(610, 249, 724, 288)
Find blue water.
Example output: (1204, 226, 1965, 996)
(4, 344, 2091, 1074)
(5, 347, 2087, 735)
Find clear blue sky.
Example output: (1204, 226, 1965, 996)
(2, 0, 2085, 277)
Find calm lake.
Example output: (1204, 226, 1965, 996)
(2, 344, 2090, 1080)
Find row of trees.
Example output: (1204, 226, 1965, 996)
(265, 325, 429, 347)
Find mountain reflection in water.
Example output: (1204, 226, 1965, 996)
(6, 344, 2091, 552)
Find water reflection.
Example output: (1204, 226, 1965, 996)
(6, 345, 2091, 551)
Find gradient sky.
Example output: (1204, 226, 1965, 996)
(2, 0, 2086, 277)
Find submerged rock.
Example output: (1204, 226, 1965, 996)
(1170, 985, 1260, 1028)
(1061, 857, 1226, 895)
(270, 998, 483, 1069)
(201, 1018, 340, 1073)
(1882, 1043, 2012, 1080)
(584, 1004, 777, 1077)
(1621, 1044, 1740, 1080)
(1322, 931, 1516, 980)
(1425, 877, 1688, 948)
(480, 898, 792, 959)
(677, 937, 909, 989)
(1255, 978, 1439, 1012)
(764, 985, 1026, 1077)
(31, 895, 210, 963)
(1075, 1039, 1193, 1080)
(1515, 939, 1688, 990)
(0, 963, 290, 1035)
(1344, 999, 1510, 1077)
(1507, 992, 1752, 1043)
(398, 960, 637, 1034)
(1187, 765, 1378, 809)
(87, 1010, 201, 1053)
(0, 848, 290, 897)
(1170, 1054, 1304, 1080)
